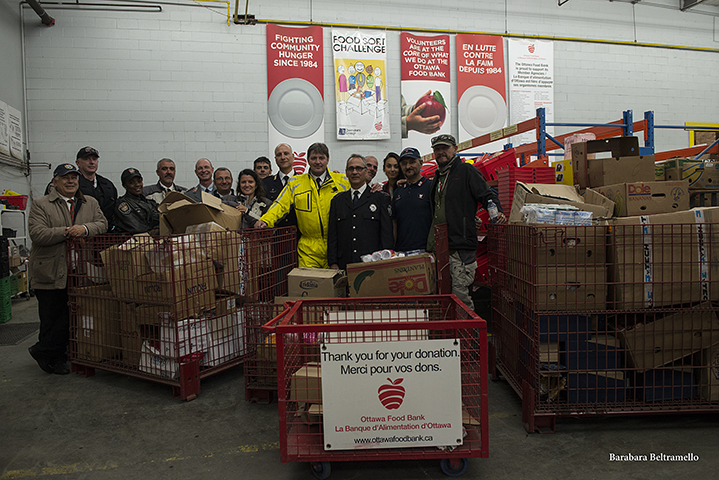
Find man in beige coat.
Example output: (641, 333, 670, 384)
(28, 163, 107, 375)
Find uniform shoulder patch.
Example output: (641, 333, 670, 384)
(118, 202, 131, 214)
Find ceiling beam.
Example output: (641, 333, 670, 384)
(681, 0, 709, 11)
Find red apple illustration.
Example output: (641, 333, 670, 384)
(413, 91, 447, 128)
(378, 378, 406, 410)
(528, 44, 535, 53)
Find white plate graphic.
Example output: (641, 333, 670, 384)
(268, 78, 323, 138)
(458, 85, 507, 137)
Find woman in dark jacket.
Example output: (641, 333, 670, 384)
(236, 169, 272, 229)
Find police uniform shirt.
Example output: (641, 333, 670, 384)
(112, 193, 160, 234)
(392, 176, 433, 252)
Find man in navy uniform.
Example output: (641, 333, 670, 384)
(392, 147, 433, 252)
(328, 154, 393, 270)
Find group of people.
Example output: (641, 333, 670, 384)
(27, 135, 506, 375)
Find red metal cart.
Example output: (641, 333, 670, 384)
(263, 295, 489, 478)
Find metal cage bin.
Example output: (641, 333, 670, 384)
(67, 227, 297, 400)
(263, 296, 489, 478)
(489, 221, 719, 433)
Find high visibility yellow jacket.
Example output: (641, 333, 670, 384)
(260, 171, 350, 268)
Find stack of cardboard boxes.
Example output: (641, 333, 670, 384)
(72, 190, 250, 379)
(504, 136, 719, 404)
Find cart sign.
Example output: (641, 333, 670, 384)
(321, 339, 462, 450)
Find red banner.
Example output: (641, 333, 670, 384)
(266, 24, 324, 166)
(456, 34, 507, 146)
(400, 33, 451, 154)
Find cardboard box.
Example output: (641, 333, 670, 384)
(509, 266, 606, 311)
(701, 345, 719, 401)
(506, 224, 607, 268)
(509, 182, 615, 224)
(571, 137, 654, 188)
(99, 235, 155, 299)
(595, 180, 689, 217)
(158, 190, 242, 235)
(661, 158, 719, 189)
(619, 305, 719, 372)
(185, 223, 249, 295)
(288, 267, 347, 298)
(609, 208, 719, 308)
(138, 341, 177, 379)
(118, 302, 175, 368)
(347, 253, 436, 297)
(202, 296, 246, 367)
(290, 363, 322, 405)
(73, 285, 121, 362)
(133, 259, 218, 319)
(654, 163, 665, 181)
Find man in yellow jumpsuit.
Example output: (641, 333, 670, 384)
(255, 143, 350, 268)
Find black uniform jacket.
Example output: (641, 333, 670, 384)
(327, 188, 393, 270)
(112, 192, 160, 234)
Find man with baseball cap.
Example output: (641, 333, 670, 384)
(28, 163, 107, 375)
(75, 146, 118, 226)
(427, 134, 505, 310)
(392, 147, 433, 253)
(112, 168, 160, 234)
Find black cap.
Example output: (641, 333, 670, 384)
(76, 146, 100, 159)
(53, 163, 79, 177)
(399, 147, 421, 161)
(121, 168, 143, 185)
(431, 134, 457, 148)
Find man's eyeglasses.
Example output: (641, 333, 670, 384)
(347, 166, 367, 172)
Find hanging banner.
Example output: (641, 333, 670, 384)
(332, 29, 389, 140)
(508, 39, 554, 148)
(0, 100, 9, 157)
(266, 24, 324, 173)
(400, 33, 450, 155)
(456, 34, 507, 153)
(321, 338, 462, 450)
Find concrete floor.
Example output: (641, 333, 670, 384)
(2, 297, 718, 480)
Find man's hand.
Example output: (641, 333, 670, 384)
(495, 212, 507, 224)
(406, 92, 442, 135)
(65, 225, 86, 237)
(474, 216, 483, 232)
(369, 182, 383, 193)
(254, 220, 268, 229)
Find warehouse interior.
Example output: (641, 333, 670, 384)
(2, 0, 719, 478)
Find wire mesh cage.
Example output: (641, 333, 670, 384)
(263, 296, 488, 474)
(67, 226, 297, 399)
(489, 221, 719, 433)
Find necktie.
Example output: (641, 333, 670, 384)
(353, 191, 360, 205)
(316, 177, 322, 190)
(68, 199, 75, 221)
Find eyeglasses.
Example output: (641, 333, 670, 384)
(347, 166, 367, 172)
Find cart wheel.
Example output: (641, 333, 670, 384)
(310, 461, 331, 479)
(440, 458, 468, 477)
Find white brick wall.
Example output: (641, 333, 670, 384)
(18, 0, 719, 198)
